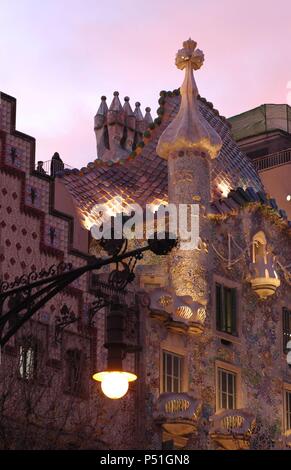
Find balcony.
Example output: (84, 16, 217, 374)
(154, 392, 201, 438)
(209, 409, 256, 450)
(253, 147, 291, 172)
(149, 288, 206, 335)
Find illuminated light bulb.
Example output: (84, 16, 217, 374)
(287, 195, 291, 202)
(92, 371, 137, 399)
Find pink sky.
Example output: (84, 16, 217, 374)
(1, 0, 291, 169)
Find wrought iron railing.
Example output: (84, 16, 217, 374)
(210, 409, 256, 436)
(35, 159, 73, 177)
(253, 148, 291, 171)
(154, 392, 201, 423)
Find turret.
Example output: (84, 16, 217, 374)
(106, 91, 126, 161)
(94, 92, 150, 162)
(156, 38, 222, 318)
(144, 107, 153, 127)
(94, 96, 109, 159)
(157, 38, 222, 206)
(123, 97, 136, 152)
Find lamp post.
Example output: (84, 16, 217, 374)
(92, 235, 178, 399)
(93, 300, 137, 399)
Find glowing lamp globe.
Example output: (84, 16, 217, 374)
(93, 371, 137, 399)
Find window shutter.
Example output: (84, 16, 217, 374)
(216, 284, 222, 330)
(231, 288, 237, 335)
(283, 308, 291, 352)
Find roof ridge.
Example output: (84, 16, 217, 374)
(57, 88, 231, 178)
(209, 186, 291, 237)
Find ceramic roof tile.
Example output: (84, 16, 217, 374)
(58, 92, 264, 226)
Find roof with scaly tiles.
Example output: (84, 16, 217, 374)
(57, 89, 263, 228)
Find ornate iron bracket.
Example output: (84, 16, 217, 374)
(0, 234, 177, 347)
(55, 304, 78, 342)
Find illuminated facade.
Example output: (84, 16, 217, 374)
(1, 39, 291, 449)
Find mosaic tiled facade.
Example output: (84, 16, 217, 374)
(1, 37, 291, 450)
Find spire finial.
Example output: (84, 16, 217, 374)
(134, 101, 144, 121)
(109, 91, 123, 112)
(175, 38, 204, 71)
(144, 107, 153, 125)
(156, 39, 222, 160)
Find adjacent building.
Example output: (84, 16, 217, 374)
(229, 104, 291, 218)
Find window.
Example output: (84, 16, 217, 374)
(218, 368, 236, 410)
(286, 390, 291, 430)
(66, 350, 83, 395)
(162, 351, 182, 393)
(283, 308, 291, 352)
(19, 343, 37, 380)
(216, 283, 237, 335)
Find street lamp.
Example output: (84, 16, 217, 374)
(92, 300, 137, 399)
(92, 233, 177, 399)
(93, 371, 137, 399)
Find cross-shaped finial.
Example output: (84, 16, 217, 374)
(175, 38, 204, 71)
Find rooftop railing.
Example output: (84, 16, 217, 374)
(253, 147, 291, 171)
(35, 158, 73, 177)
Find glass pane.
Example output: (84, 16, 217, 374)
(225, 288, 231, 332)
(233, 374, 236, 408)
(219, 369, 236, 410)
(163, 351, 182, 392)
(228, 394, 234, 410)
(216, 284, 222, 329)
(221, 371, 227, 394)
(173, 356, 179, 377)
(163, 353, 166, 391)
(166, 375, 171, 392)
(173, 377, 179, 393)
(221, 392, 227, 409)
(167, 354, 172, 376)
(228, 372, 234, 395)
(231, 289, 237, 333)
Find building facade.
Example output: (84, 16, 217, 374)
(1, 39, 291, 450)
(229, 104, 291, 219)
